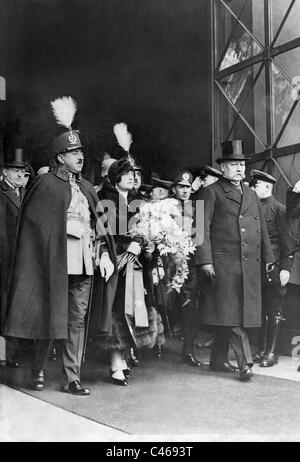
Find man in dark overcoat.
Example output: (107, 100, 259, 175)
(196, 140, 273, 380)
(5, 99, 117, 394)
(0, 149, 26, 367)
(250, 170, 293, 367)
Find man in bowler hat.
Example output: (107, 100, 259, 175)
(196, 140, 273, 380)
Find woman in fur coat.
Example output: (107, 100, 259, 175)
(95, 157, 163, 385)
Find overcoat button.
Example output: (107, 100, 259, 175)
(241, 228, 245, 232)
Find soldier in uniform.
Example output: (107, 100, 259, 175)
(250, 170, 293, 367)
(196, 140, 273, 380)
(171, 170, 202, 367)
(4, 97, 117, 394)
(192, 165, 223, 198)
(0, 149, 27, 367)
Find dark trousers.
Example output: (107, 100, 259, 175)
(210, 326, 253, 370)
(182, 265, 199, 356)
(262, 282, 286, 317)
(33, 275, 92, 384)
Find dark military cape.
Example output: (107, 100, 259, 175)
(4, 168, 118, 340)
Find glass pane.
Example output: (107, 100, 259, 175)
(217, 64, 267, 146)
(215, 0, 263, 70)
(275, 0, 300, 45)
(271, 0, 294, 40)
(222, 0, 247, 18)
(277, 102, 300, 147)
(271, 59, 298, 142)
(239, 0, 265, 45)
(216, 83, 267, 153)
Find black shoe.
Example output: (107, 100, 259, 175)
(63, 380, 90, 395)
(184, 353, 203, 367)
(110, 370, 128, 386)
(253, 352, 265, 363)
(239, 367, 253, 381)
(210, 361, 238, 373)
(260, 353, 278, 368)
(32, 369, 45, 391)
(123, 368, 131, 379)
(6, 361, 21, 368)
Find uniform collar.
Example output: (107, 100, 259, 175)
(55, 166, 82, 183)
(260, 195, 273, 204)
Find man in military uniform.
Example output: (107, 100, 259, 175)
(250, 169, 293, 367)
(171, 170, 202, 367)
(0, 149, 26, 367)
(5, 97, 117, 394)
(191, 165, 223, 198)
(196, 140, 273, 380)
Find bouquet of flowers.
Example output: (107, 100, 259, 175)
(126, 198, 196, 292)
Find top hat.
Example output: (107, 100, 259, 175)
(216, 140, 247, 164)
(3, 148, 27, 168)
(250, 169, 277, 185)
(172, 170, 194, 187)
(53, 130, 85, 155)
(200, 165, 223, 179)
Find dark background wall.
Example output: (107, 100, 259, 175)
(0, 0, 211, 182)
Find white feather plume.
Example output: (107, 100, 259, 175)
(113, 122, 132, 153)
(50, 96, 77, 129)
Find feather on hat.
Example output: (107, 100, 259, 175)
(113, 122, 137, 168)
(50, 96, 84, 154)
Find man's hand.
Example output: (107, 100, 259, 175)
(279, 270, 290, 287)
(201, 264, 215, 280)
(99, 252, 115, 282)
(127, 241, 142, 256)
(191, 177, 203, 193)
(293, 180, 300, 193)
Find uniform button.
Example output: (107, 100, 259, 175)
(257, 229, 260, 233)
(255, 215, 258, 220)
(257, 257, 260, 261)
(243, 257, 248, 261)
(241, 228, 246, 232)
(240, 215, 243, 219)
(257, 243, 261, 248)
(242, 243, 246, 247)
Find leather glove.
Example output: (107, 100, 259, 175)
(99, 252, 115, 282)
(279, 270, 290, 287)
(201, 264, 215, 280)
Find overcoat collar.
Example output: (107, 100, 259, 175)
(217, 177, 254, 212)
(0, 179, 23, 209)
